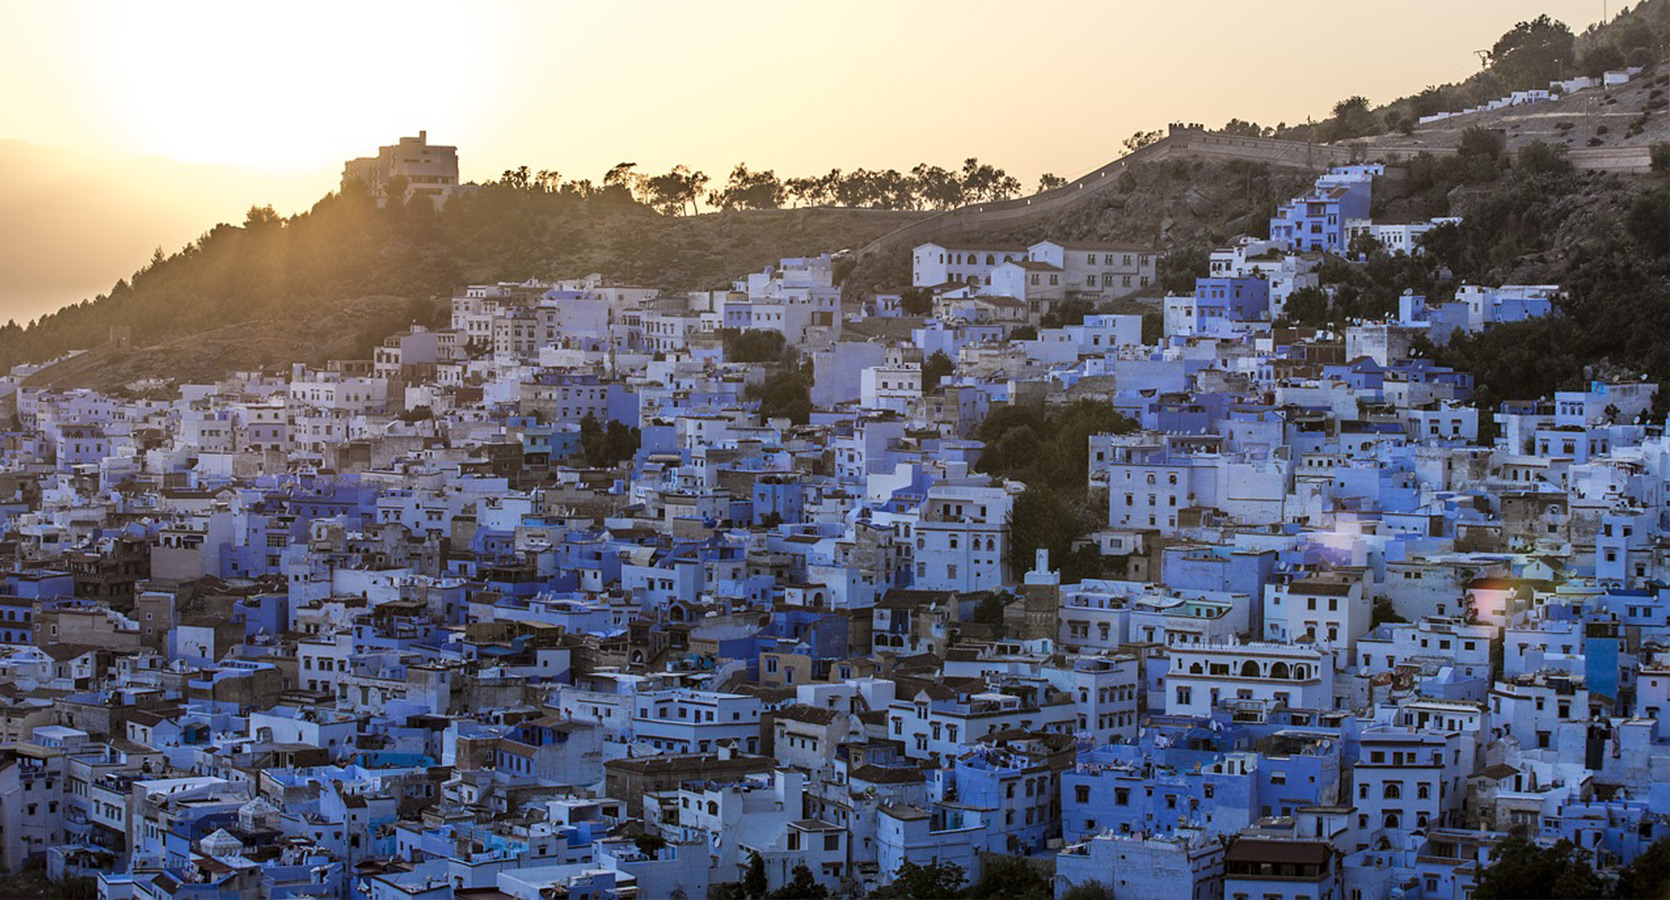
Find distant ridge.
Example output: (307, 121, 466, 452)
(855, 127, 1354, 261)
(857, 119, 1656, 262)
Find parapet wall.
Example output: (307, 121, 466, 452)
(856, 131, 1355, 259)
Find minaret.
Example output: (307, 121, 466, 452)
(1019, 548, 1062, 639)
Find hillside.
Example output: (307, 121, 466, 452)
(0, 139, 331, 323)
(1270, 0, 1670, 147)
(0, 188, 927, 385)
(846, 155, 1323, 298)
(20, 295, 423, 394)
(8, 1, 1666, 392)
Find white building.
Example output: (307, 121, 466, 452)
(1165, 642, 1335, 716)
(341, 131, 460, 206)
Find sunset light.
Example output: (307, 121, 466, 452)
(0, 3, 1666, 896)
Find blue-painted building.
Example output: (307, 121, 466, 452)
(1194, 276, 1271, 321)
(1060, 742, 1257, 843)
(1270, 170, 1374, 254)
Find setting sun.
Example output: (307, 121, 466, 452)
(86, 0, 491, 168)
(0, 1, 1666, 897)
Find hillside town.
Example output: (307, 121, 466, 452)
(0, 158, 1666, 900)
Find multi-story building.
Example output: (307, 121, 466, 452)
(341, 131, 460, 206)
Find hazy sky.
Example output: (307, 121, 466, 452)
(3, 0, 1613, 187)
(0, 0, 1615, 322)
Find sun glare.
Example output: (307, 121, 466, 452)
(93, 0, 488, 169)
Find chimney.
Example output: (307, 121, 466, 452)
(418, 130, 427, 144)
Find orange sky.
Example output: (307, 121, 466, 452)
(0, 0, 1618, 319)
(4, 1, 1616, 186)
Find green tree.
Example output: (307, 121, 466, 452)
(1457, 126, 1507, 162)
(911, 163, 965, 209)
(1327, 95, 1378, 140)
(578, 415, 641, 467)
(1489, 15, 1576, 90)
(899, 287, 934, 317)
(745, 370, 813, 425)
(1626, 187, 1670, 257)
(783, 175, 820, 207)
(711, 163, 786, 210)
(1348, 231, 1384, 259)
(1040, 297, 1097, 330)
(1141, 311, 1163, 344)
(764, 863, 828, 900)
(1579, 41, 1627, 78)
(1281, 287, 1332, 328)
(645, 165, 708, 215)
(1371, 596, 1407, 627)
(1007, 485, 1090, 577)
(871, 860, 965, 899)
(1473, 837, 1607, 900)
(1059, 882, 1116, 900)
(958, 157, 1021, 202)
(1615, 836, 1670, 899)
(966, 856, 1052, 900)
(1650, 142, 1670, 175)
(922, 350, 955, 392)
(977, 400, 1136, 494)
(1409, 85, 1449, 118)
(1222, 118, 1273, 137)
(1515, 140, 1573, 176)
(1124, 129, 1164, 153)
(742, 850, 768, 900)
(602, 161, 642, 201)
(244, 204, 282, 228)
(1037, 172, 1068, 192)
(723, 328, 790, 363)
(971, 592, 1008, 635)
(1157, 243, 1210, 294)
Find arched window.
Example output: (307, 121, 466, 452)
(1189, 663, 1204, 674)
(1241, 660, 1261, 678)
(1383, 783, 1402, 799)
(1384, 812, 1401, 829)
(1270, 661, 1291, 679)
(986, 254, 996, 265)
